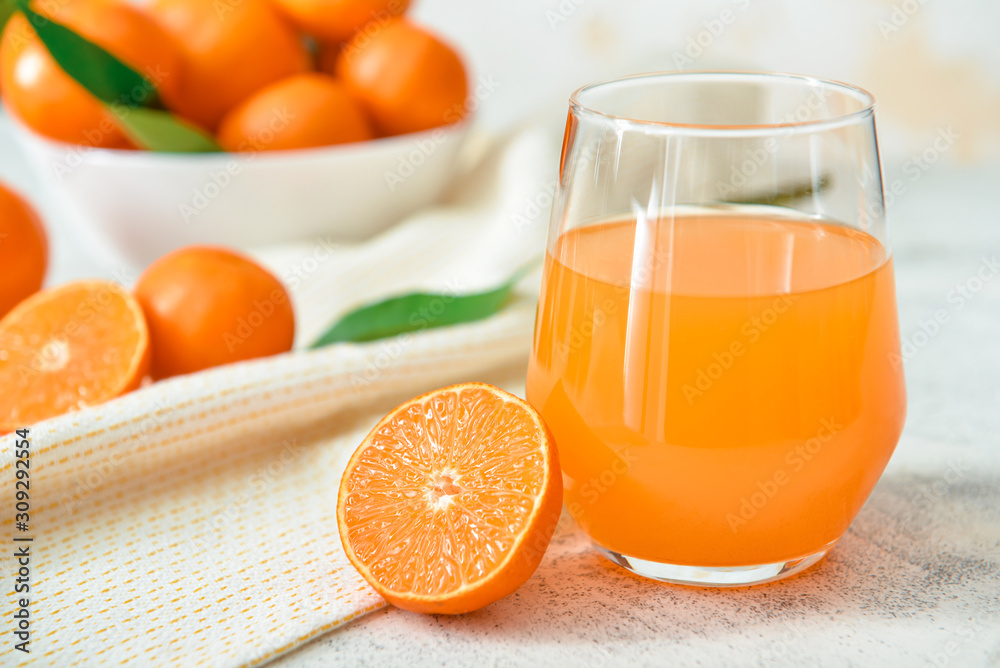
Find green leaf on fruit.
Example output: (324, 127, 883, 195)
(14, 0, 154, 106)
(13, 0, 220, 152)
(112, 107, 221, 153)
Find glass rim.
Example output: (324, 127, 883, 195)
(569, 70, 876, 137)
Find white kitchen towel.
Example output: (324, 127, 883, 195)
(0, 126, 560, 667)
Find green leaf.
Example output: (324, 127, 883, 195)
(0, 0, 17, 37)
(310, 263, 537, 348)
(15, 0, 155, 107)
(111, 106, 221, 153)
(14, 1, 221, 152)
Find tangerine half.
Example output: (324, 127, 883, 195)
(0, 280, 150, 432)
(338, 382, 562, 614)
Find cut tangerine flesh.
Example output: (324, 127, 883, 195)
(338, 382, 562, 614)
(0, 280, 150, 432)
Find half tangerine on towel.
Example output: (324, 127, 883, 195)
(0, 280, 150, 432)
(338, 382, 562, 614)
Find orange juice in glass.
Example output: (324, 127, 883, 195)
(526, 72, 906, 586)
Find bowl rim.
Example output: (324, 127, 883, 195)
(5, 107, 473, 166)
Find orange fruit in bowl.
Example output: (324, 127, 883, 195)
(0, 183, 47, 319)
(334, 18, 468, 136)
(0, 280, 150, 433)
(270, 0, 409, 44)
(134, 246, 295, 379)
(0, 0, 184, 148)
(338, 382, 562, 614)
(148, 0, 310, 132)
(217, 73, 373, 152)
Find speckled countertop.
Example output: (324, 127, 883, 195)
(274, 165, 1000, 668)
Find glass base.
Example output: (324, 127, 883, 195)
(595, 542, 833, 587)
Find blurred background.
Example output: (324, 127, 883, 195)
(411, 0, 1000, 163)
(1, 0, 998, 283)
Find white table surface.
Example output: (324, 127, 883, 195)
(2, 115, 997, 667)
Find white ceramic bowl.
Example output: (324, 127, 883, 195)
(11, 117, 471, 267)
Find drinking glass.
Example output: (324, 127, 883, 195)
(526, 71, 907, 586)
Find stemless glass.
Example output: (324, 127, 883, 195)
(526, 71, 907, 587)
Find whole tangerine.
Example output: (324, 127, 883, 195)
(148, 0, 310, 132)
(334, 18, 468, 136)
(0, 182, 47, 319)
(270, 0, 410, 44)
(134, 246, 295, 379)
(217, 73, 373, 152)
